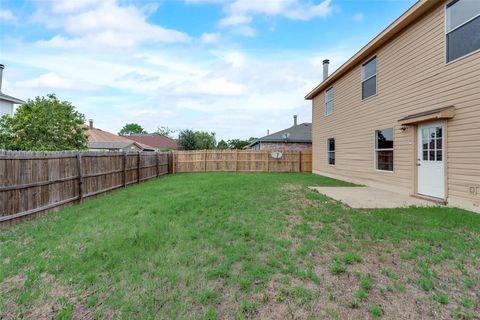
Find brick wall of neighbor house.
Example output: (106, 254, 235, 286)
(311, 1, 480, 212)
(259, 142, 312, 151)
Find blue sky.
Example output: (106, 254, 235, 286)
(0, 0, 415, 140)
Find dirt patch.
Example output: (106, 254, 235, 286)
(0, 273, 95, 320)
(263, 185, 480, 319)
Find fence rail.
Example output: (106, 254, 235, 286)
(0, 150, 171, 224)
(173, 150, 312, 173)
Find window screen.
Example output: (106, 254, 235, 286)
(375, 128, 393, 171)
(362, 57, 377, 99)
(446, 0, 480, 62)
(327, 138, 335, 165)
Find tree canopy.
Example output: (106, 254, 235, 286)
(177, 129, 216, 150)
(217, 139, 228, 149)
(154, 126, 176, 138)
(118, 123, 146, 135)
(0, 94, 88, 151)
(227, 138, 256, 149)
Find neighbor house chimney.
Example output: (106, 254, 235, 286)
(293, 115, 298, 126)
(88, 119, 93, 129)
(267, 129, 270, 135)
(0, 64, 4, 93)
(322, 59, 330, 81)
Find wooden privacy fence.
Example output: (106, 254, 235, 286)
(173, 150, 312, 173)
(0, 150, 171, 224)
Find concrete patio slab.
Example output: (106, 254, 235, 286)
(309, 186, 439, 209)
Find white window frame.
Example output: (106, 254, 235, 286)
(374, 128, 394, 172)
(325, 87, 333, 116)
(361, 56, 377, 100)
(327, 138, 335, 165)
(445, 0, 480, 64)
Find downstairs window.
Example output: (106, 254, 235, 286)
(375, 128, 393, 171)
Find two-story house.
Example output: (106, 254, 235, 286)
(306, 0, 480, 212)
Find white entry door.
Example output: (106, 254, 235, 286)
(417, 122, 445, 199)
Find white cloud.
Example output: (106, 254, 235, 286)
(233, 25, 256, 37)
(353, 12, 365, 22)
(171, 77, 245, 96)
(185, 0, 229, 3)
(47, 0, 99, 13)
(0, 9, 17, 22)
(15, 72, 97, 91)
(224, 0, 332, 20)
(209, 0, 332, 36)
(199, 32, 220, 44)
(218, 14, 252, 27)
(33, 0, 190, 50)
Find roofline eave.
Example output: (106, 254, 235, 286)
(305, 0, 438, 100)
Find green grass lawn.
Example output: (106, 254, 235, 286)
(1, 173, 479, 320)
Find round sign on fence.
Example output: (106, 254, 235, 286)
(271, 151, 283, 159)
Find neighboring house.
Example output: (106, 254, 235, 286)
(123, 134, 178, 151)
(305, 0, 480, 212)
(0, 64, 25, 117)
(247, 115, 312, 151)
(85, 120, 155, 152)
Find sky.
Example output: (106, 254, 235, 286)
(0, 0, 416, 140)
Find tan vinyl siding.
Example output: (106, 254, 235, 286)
(311, 1, 480, 212)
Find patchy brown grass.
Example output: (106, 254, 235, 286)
(1, 273, 96, 320)
(1, 173, 478, 319)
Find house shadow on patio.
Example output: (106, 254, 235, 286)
(309, 186, 440, 209)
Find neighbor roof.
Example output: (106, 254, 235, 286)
(0, 93, 25, 104)
(84, 125, 155, 151)
(305, 0, 440, 100)
(87, 141, 143, 150)
(247, 123, 312, 148)
(124, 134, 178, 150)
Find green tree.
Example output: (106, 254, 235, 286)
(228, 137, 256, 149)
(195, 131, 216, 149)
(177, 129, 197, 150)
(217, 139, 228, 149)
(0, 94, 88, 151)
(177, 129, 217, 150)
(118, 123, 146, 135)
(154, 126, 176, 138)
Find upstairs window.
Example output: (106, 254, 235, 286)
(362, 56, 377, 100)
(327, 138, 335, 165)
(375, 128, 393, 171)
(325, 87, 333, 115)
(446, 0, 480, 62)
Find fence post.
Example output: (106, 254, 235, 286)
(137, 151, 141, 183)
(298, 151, 302, 172)
(156, 152, 159, 178)
(235, 149, 238, 172)
(266, 151, 269, 172)
(204, 149, 207, 172)
(123, 152, 127, 187)
(76, 153, 84, 202)
(172, 151, 176, 174)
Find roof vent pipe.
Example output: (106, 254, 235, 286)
(293, 115, 298, 126)
(88, 119, 93, 129)
(0, 64, 4, 93)
(322, 59, 329, 81)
